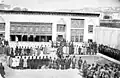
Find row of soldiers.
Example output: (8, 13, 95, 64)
(98, 44, 120, 61)
(8, 56, 83, 70)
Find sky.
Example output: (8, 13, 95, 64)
(3, 0, 120, 11)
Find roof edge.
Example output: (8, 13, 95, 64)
(0, 10, 100, 17)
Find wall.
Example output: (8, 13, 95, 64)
(95, 27, 120, 49)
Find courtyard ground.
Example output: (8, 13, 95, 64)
(0, 55, 112, 78)
(5, 69, 82, 78)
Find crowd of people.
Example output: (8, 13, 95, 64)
(6, 41, 98, 57)
(81, 61, 120, 78)
(1, 36, 120, 78)
(98, 44, 120, 61)
(8, 55, 83, 70)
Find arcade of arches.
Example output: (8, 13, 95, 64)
(10, 22, 52, 42)
(10, 35, 52, 42)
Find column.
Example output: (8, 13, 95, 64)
(66, 18, 71, 42)
(5, 20, 10, 42)
(21, 35, 23, 41)
(52, 23, 57, 41)
(33, 35, 36, 42)
(83, 19, 88, 42)
(45, 36, 47, 42)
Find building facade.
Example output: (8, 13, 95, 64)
(94, 8, 120, 49)
(0, 10, 99, 47)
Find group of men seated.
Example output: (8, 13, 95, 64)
(8, 55, 83, 70)
(98, 44, 120, 61)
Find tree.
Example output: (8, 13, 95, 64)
(22, 8, 28, 11)
(13, 7, 21, 11)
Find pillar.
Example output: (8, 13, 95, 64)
(52, 23, 57, 41)
(5, 20, 10, 42)
(66, 18, 71, 42)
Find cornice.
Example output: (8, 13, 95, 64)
(0, 10, 100, 17)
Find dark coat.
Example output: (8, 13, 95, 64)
(0, 65, 5, 75)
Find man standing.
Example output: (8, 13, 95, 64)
(19, 56, 23, 69)
(60, 57, 65, 70)
(78, 46, 81, 55)
(23, 56, 27, 69)
(72, 56, 76, 69)
(48, 57, 52, 69)
(0, 63, 5, 78)
(69, 41, 74, 55)
(27, 57, 30, 69)
(38, 57, 42, 69)
(78, 57, 83, 69)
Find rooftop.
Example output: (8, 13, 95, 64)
(0, 10, 100, 17)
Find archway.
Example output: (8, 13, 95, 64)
(28, 35, 34, 41)
(22, 35, 28, 41)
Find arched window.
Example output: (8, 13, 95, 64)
(28, 35, 34, 41)
(22, 35, 28, 41)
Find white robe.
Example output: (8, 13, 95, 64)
(66, 46, 69, 54)
(34, 49, 38, 56)
(23, 59, 27, 67)
(16, 58, 20, 67)
(11, 58, 17, 67)
(63, 46, 66, 54)
(75, 46, 78, 54)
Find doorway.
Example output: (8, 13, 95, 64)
(57, 35, 64, 42)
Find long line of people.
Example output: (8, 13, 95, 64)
(8, 55, 83, 70)
(8, 42, 98, 57)
(98, 44, 120, 61)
